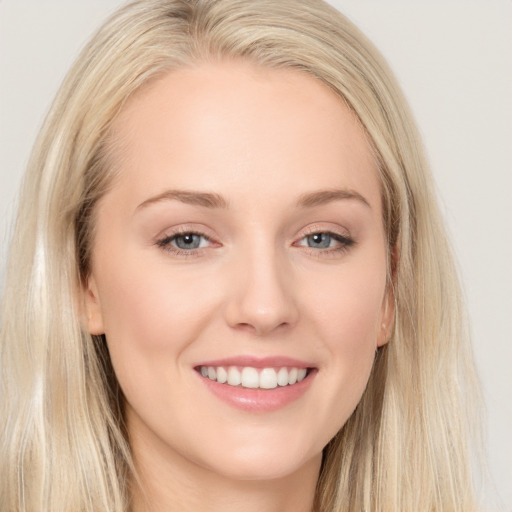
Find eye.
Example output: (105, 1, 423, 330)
(156, 231, 213, 254)
(295, 231, 354, 253)
(171, 233, 208, 250)
(304, 232, 335, 249)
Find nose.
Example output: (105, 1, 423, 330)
(224, 246, 299, 337)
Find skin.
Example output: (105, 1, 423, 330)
(84, 61, 394, 512)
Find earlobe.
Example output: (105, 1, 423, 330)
(378, 286, 396, 348)
(82, 276, 105, 335)
(378, 245, 399, 347)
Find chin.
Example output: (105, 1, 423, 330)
(208, 456, 317, 482)
(196, 435, 321, 482)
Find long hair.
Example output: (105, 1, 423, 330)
(0, 1, 483, 510)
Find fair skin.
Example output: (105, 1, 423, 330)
(84, 61, 394, 512)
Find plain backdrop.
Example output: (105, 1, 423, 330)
(1, 1, 511, 509)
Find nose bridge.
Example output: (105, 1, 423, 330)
(225, 237, 298, 335)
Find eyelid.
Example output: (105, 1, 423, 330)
(154, 223, 217, 243)
(294, 231, 353, 248)
(154, 225, 221, 257)
(292, 224, 355, 255)
(296, 223, 352, 241)
(154, 223, 354, 258)
(158, 232, 210, 248)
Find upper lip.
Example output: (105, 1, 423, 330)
(194, 355, 315, 369)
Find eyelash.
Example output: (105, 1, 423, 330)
(156, 229, 214, 257)
(295, 230, 355, 257)
(155, 228, 355, 258)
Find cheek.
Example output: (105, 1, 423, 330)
(91, 248, 226, 419)
(305, 260, 386, 351)
(299, 260, 386, 427)
(94, 246, 220, 353)
(318, 290, 382, 384)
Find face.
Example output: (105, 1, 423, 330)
(84, 61, 394, 482)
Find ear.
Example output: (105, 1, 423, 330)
(377, 285, 395, 347)
(82, 275, 105, 335)
(377, 245, 398, 347)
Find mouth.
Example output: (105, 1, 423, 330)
(195, 365, 312, 390)
(193, 356, 317, 411)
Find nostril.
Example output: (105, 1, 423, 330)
(232, 320, 292, 337)
(224, 268, 300, 335)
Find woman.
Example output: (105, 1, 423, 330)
(0, 0, 483, 510)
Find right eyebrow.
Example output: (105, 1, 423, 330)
(135, 189, 229, 211)
(296, 188, 371, 209)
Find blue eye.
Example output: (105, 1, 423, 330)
(296, 231, 354, 254)
(172, 233, 204, 250)
(306, 232, 334, 248)
(157, 232, 211, 253)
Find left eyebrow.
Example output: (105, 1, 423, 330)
(296, 188, 371, 209)
(136, 189, 229, 211)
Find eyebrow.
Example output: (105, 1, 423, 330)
(135, 187, 370, 211)
(296, 189, 371, 209)
(136, 189, 229, 210)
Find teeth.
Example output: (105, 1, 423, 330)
(277, 367, 289, 386)
(241, 367, 259, 388)
(227, 366, 241, 386)
(216, 366, 227, 384)
(259, 368, 277, 389)
(199, 365, 309, 389)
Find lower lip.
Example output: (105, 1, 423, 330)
(196, 370, 317, 412)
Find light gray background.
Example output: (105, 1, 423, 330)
(1, 1, 511, 509)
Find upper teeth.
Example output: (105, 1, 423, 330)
(199, 366, 308, 389)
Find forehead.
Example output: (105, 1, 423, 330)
(107, 60, 380, 212)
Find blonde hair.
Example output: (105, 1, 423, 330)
(0, 0, 483, 510)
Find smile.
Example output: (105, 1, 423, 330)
(194, 356, 317, 412)
(198, 365, 309, 389)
